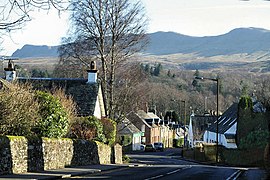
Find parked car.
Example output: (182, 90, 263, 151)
(154, 142, 164, 151)
(144, 144, 156, 152)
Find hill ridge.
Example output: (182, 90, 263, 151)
(10, 27, 270, 58)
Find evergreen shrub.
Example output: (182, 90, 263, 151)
(100, 118, 116, 145)
(69, 116, 106, 143)
(35, 91, 69, 138)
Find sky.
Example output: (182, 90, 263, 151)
(2, 0, 270, 56)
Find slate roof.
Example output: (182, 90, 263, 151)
(207, 103, 238, 134)
(17, 77, 100, 117)
(117, 118, 141, 135)
(131, 110, 158, 128)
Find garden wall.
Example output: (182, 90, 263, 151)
(0, 136, 122, 175)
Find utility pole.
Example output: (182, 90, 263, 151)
(195, 76, 219, 164)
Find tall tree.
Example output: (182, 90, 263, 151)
(114, 62, 148, 122)
(0, 0, 69, 51)
(64, 0, 148, 119)
(0, 0, 68, 32)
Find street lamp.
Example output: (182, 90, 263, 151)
(195, 76, 219, 163)
(181, 100, 186, 148)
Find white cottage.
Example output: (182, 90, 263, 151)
(203, 103, 238, 149)
(117, 118, 142, 151)
(3, 60, 106, 119)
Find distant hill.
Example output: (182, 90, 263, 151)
(146, 27, 270, 56)
(10, 27, 270, 58)
(12, 44, 58, 58)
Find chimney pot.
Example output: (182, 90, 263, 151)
(4, 60, 16, 81)
(87, 61, 98, 83)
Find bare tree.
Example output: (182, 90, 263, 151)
(114, 62, 148, 122)
(0, 0, 69, 32)
(64, 0, 148, 119)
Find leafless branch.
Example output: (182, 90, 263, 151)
(0, 0, 69, 32)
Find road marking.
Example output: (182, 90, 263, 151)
(145, 166, 191, 180)
(145, 174, 164, 180)
(226, 170, 242, 180)
(166, 169, 181, 175)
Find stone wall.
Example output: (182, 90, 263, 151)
(111, 143, 123, 164)
(0, 136, 28, 174)
(0, 136, 122, 175)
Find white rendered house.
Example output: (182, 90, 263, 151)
(203, 103, 238, 149)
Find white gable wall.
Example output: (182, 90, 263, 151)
(93, 97, 102, 119)
(132, 134, 142, 151)
(93, 86, 106, 119)
(203, 130, 222, 144)
(224, 123, 237, 149)
(203, 123, 237, 149)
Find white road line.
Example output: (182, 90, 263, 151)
(226, 170, 241, 180)
(145, 174, 164, 180)
(145, 166, 191, 180)
(166, 169, 181, 175)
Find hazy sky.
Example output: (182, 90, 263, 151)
(2, 0, 270, 55)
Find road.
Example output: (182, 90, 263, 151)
(67, 148, 267, 180)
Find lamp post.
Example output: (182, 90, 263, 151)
(195, 76, 219, 163)
(181, 100, 186, 148)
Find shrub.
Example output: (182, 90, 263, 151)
(35, 91, 69, 138)
(239, 130, 269, 150)
(51, 88, 77, 124)
(122, 155, 130, 163)
(239, 96, 253, 110)
(173, 138, 183, 147)
(118, 135, 132, 146)
(0, 81, 40, 136)
(69, 116, 106, 142)
(100, 118, 116, 145)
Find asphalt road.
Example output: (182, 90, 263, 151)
(67, 148, 267, 180)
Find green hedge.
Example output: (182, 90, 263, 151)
(222, 148, 265, 167)
(34, 91, 69, 138)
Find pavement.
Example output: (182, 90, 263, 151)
(0, 163, 146, 180)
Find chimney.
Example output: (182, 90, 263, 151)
(4, 60, 16, 81)
(145, 102, 148, 113)
(87, 61, 98, 83)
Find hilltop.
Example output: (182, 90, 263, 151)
(146, 27, 270, 56)
(7, 27, 270, 73)
(11, 44, 58, 58)
(10, 27, 270, 58)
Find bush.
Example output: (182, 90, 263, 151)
(173, 138, 184, 147)
(239, 130, 269, 150)
(122, 155, 130, 163)
(51, 88, 77, 124)
(35, 91, 69, 138)
(69, 116, 106, 143)
(100, 118, 116, 145)
(0, 81, 40, 136)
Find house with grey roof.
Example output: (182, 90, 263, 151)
(2, 60, 106, 119)
(117, 118, 142, 151)
(203, 96, 267, 149)
(127, 110, 160, 145)
(191, 114, 216, 141)
(127, 110, 174, 148)
(203, 103, 238, 149)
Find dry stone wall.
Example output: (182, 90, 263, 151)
(0, 136, 122, 175)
